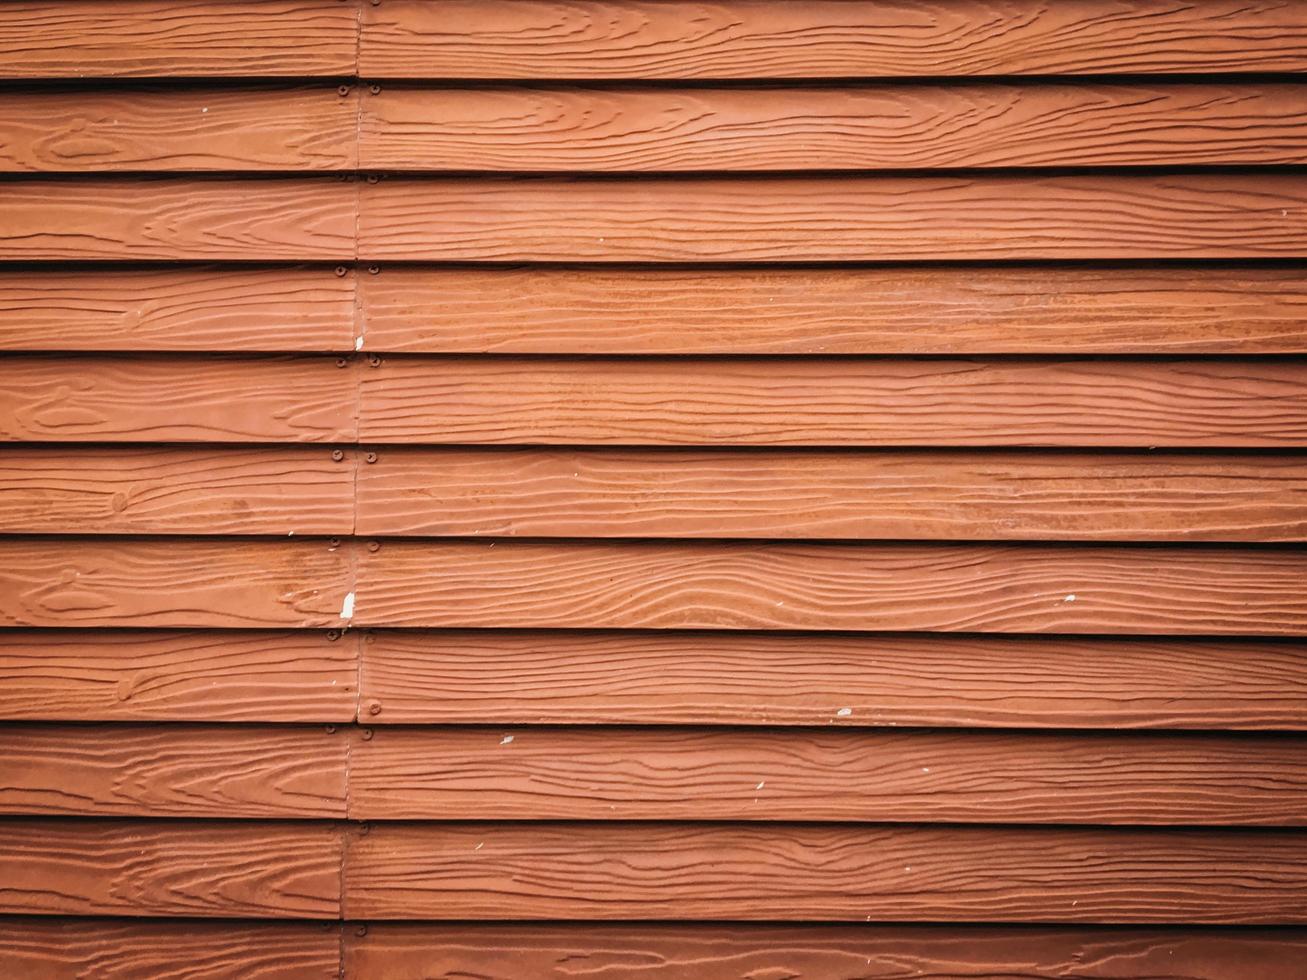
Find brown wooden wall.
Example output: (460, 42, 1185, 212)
(2, 2, 1307, 977)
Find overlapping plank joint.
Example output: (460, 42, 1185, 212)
(2, 0, 1307, 976)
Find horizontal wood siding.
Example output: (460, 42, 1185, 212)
(352, 540, 1307, 633)
(358, 265, 1307, 355)
(342, 923, 1307, 980)
(345, 822, 1307, 922)
(0, 447, 355, 534)
(358, 357, 1307, 447)
(358, 174, 1307, 261)
(0, 819, 341, 918)
(0, 1, 358, 78)
(356, 448, 1307, 541)
(348, 726, 1307, 824)
(360, 631, 1307, 729)
(3, 1, 1307, 973)
(358, 0, 1307, 78)
(0, 266, 356, 352)
(0, 723, 347, 818)
(0, 918, 341, 980)
(0, 630, 357, 722)
(360, 83, 1307, 171)
(0, 87, 357, 172)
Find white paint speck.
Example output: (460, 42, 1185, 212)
(201, 107, 208, 113)
(500, 734, 514, 745)
(836, 707, 852, 717)
(921, 767, 930, 773)
(474, 842, 484, 851)
(756, 781, 765, 790)
(339, 591, 355, 619)
(355, 336, 364, 351)
(1064, 594, 1076, 602)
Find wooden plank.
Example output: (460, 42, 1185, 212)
(361, 82, 1307, 172)
(0, 819, 340, 918)
(0, 447, 355, 535)
(358, 358, 1307, 448)
(344, 923, 1307, 980)
(0, 918, 339, 980)
(359, 174, 1307, 261)
(0, 178, 353, 260)
(0, 723, 346, 818)
(345, 822, 1307, 922)
(0, 86, 357, 172)
(0, 266, 356, 353)
(0, 0, 357, 78)
(360, 631, 1307, 730)
(356, 448, 1307, 542)
(0, 355, 357, 443)
(0, 629, 356, 722)
(359, 265, 1307, 355)
(359, 0, 1307, 79)
(0, 539, 352, 629)
(354, 541, 1307, 634)
(348, 726, 1307, 825)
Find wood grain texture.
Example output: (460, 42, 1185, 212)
(356, 448, 1307, 542)
(0, 266, 356, 353)
(0, 86, 357, 172)
(359, 0, 1307, 79)
(348, 726, 1307, 825)
(0, 629, 356, 722)
(0, 447, 355, 535)
(0, 539, 351, 628)
(0, 819, 340, 918)
(354, 541, 1307, 634)
(345, 923, 1307, 980)
(0, 0, 357, 78)
(0, 723, 346, 818)
(360, 631, 1307, 729)
(345, 822, 1307, 922)
(361, 83, 1307, 172)
(0, 178, 353, 260)
(359, 358, 1307, 448)
(359, 265, 1307, 355)
(359, 174, 1307, 261)
(0, 355, 356, 443)
(0, 918, 339, 980)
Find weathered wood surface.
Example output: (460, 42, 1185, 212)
(360, 631, 1307, 729)
(0, 540, 352, 628)
(345, 822, 1307, 922)
(0, 178, 353, 260)
(0, 86, 357, 172)
(359, 265, 1307, 355)
(0, 355, 356, 442)
(344, 923, 1307, 980)
(361, 83, 1307, 171)
(0, 629, 356, 722)
(359, 0, 1307, 79)
(0, 918, 340, 980)
(0, 266, 356, 352)
(0, 723, 346, 818)
(354, 541, 1307, 634)
(359, 174, 1307, 261)
(0, 447, 355, 535)
(348, 726, 1307, 825)
(359, 358, 1307, 447)
(356, 448, 1307, 541)
(0, 819, 341, 918)
(0, 0, 358, 78)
